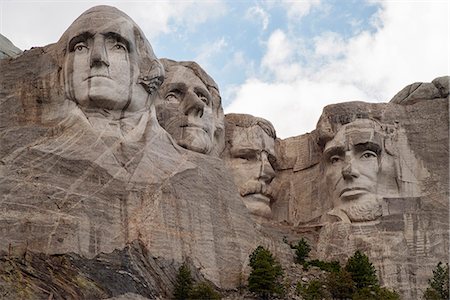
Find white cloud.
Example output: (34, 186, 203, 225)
(225, 78, 370, 138)
(281, 0, 321, 19)
(1, 1, 226, 50)
(194, 37, 227, 69)
(226, 1, 449, 138)
(245, 5, 269, 30)
(313, 32, 346, 59)
(261, 29, 302, 81)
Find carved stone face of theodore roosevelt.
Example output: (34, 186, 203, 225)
(224, 114, 277, 218)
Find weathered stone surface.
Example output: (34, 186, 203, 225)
(0, 240, 206, 299)
(0, 6, 273, 297)
(0, 5, 448, 299)
(272, 83, 449, 297)
(0, 34, 22, 59)
(389, 76, 449, 104)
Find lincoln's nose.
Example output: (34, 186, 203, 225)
(341, 162, 359, 180)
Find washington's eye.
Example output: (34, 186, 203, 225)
(74, 42, 88, 52)
(330, 155, 341, 164)
(113, 43, 126, 51)
(361, 151, 377, 159)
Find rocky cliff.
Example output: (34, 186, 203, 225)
(0, 5, 448, 300)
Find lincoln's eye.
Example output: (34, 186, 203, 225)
(330, 155, 341, 164)
(361, 151, 377, 159)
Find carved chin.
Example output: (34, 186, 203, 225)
(178, 127, 213, 154)
(340, 197, 382, 222)
(242, 195, 272, 218)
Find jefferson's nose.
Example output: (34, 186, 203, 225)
(259, 152, 275, 183)
(182, 90, 205, 118)
(341, 162, 359, 180)
(90, 37, 110, 68)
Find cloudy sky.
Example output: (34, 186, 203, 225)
(1, 0, 448, 138)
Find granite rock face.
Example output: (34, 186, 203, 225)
(0, 5, 448, 299)
(271, 78, 449, 298)
(0, 34, 22, 59)
(0, 6, 277, 298)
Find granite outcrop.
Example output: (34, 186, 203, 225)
(0, 5, 448, 299)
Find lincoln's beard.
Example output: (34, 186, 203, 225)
(340, 195, 382, 222)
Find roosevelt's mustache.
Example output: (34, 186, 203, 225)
(239, 180, 273, 200)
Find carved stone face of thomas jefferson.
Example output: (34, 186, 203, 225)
(156, 65, 215, 154)
(324, 119, 384, 222)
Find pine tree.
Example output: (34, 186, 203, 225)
(188, 282, 221, 299)
(292, 238, 311, 264)
(344, 250, 378, 290)
(248, 245, 284, 299)
(424, 262, 449, 300)
(173, 263, 193, 300)
(326, 269, 355, 299)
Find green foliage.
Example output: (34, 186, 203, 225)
(297, 280, 331, 300)
(292, 238, 311, 264)
(345, 250, 378, 290)
(173, 263, 193, 300)
(248, 245, 284, 299)
(352, 286, 400, 300)
(326, 269, 355, 299)
(306, 259, 341, 273)
(424, 262, 449, 300)
(378, 287, 401, 300)
(188, 282, 221, 300)
(423, 289, 442, 300)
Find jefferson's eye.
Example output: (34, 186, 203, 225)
(165, 90, 181, 102)
(196, 92, 209, 105)
(330, 155, 341, 164)
(361, 151, 377, 159)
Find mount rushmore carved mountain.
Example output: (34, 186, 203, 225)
(0, 5, 448, 299)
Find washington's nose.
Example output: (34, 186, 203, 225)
(182, 90, 205, 118)
(259, 152, 275, 183)
(341, 162, 359, 180)
(90, 37, 110, 68)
